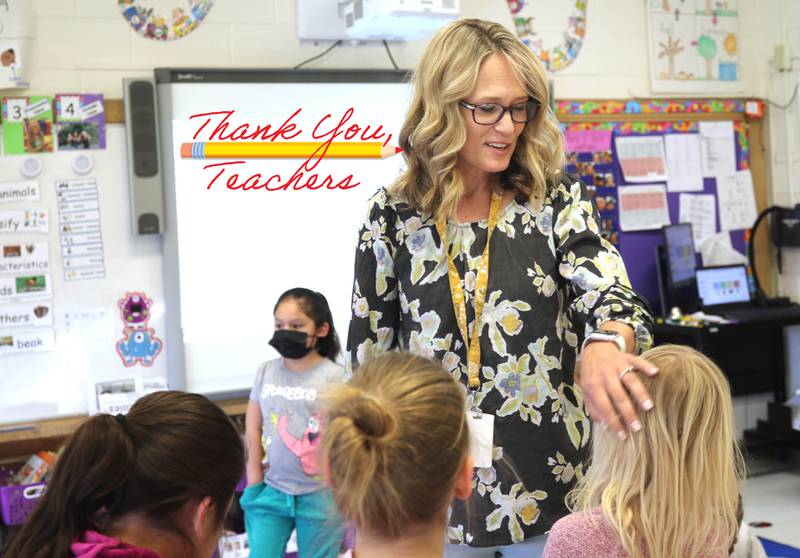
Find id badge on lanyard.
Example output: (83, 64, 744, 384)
(435, 191, 503, 469)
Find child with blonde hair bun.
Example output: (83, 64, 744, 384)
(322, 352, 474, 558)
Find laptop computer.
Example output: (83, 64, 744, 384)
(696, 264, 800, 321)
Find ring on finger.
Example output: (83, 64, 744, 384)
(619, 365, 634, 381)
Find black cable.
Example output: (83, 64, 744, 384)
(747, 206, 783, 305)
(763, 83, 799, 110)
(293, 40, 343, 70)
(383, 40, 399, 70)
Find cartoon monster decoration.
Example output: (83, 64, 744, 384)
(506, 0, 588, 72)
(117, 292, 153, 327)
(116, 327, 163, 367)
(117, 0, 214, 41)
(115, 291, 163, 367)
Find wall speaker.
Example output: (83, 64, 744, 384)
(123, 78, 164, 235)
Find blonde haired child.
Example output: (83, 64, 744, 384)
(322, 352, 473, 558)
(544, 344, 745, 558)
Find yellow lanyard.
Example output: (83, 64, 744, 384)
(435, 191, 503, 390)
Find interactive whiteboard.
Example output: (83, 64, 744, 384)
(158, 69, 411, 394)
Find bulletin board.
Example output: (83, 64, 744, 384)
(555, 98, 772, 313)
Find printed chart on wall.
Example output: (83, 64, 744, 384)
(647, 0, 741, 93)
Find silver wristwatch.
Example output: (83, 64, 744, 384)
(581, 328, 627, 353)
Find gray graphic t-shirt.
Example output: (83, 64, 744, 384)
(249, 357, 345, 495)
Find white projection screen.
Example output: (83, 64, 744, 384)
(157, 69, 411, 394)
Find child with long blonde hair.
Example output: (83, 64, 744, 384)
(322, 352, 473, 558)
(543, 344, 745, 558)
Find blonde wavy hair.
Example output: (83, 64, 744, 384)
(389, 18, 565, 221)
(568, 344, 745, 558)
(321, 352, 469, 538)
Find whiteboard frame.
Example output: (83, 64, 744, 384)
(156, 68, 409, 398)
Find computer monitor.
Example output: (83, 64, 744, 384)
(695, 265, 751, 307)
(663, 223, 696, 287)
(655, 224, 699, 316)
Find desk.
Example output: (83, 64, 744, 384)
(654, 313, 800, 401)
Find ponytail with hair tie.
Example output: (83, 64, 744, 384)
(4, 391, 245, 558)
(348, 393, 397, 446)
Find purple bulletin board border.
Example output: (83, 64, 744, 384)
(558, 101, 750, 315)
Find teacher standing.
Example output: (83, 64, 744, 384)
(347, 18, 655, 558)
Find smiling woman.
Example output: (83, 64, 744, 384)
(346, 18, 654, 557)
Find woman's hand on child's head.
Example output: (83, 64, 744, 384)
(578, 342, 658, 441)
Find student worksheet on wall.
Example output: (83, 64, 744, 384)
(158, 69, 411, 395)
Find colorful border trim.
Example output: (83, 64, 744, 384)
(555, 99, 746, 116)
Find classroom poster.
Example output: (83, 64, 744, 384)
(716, 169, 757, 231)
(565, 130, 619, 245)
(0, 302, 53, 329)
(618, 184, 670, 231)
(615, 135, 668, 183)
(0, 273, 53, 302)
(647, 0, 741, 93)
(0, 329, 56, 356)
(0, 242, 49, 275)
(0, 0, 34, 88)
(55, 94, 107, 150)
(56, 178, 106, 281)
(1, 96, 55, 154)
(0, 209, 49, 234)
(664, 133, 703, 192)
(699, 120, 737, 177)
(0, 180, 40, 204)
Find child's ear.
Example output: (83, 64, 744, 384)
(192, 496, 214, 534)
(453, 455, 474, 501)
(316, 322, 330, 338)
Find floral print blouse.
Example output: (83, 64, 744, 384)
(347, 174, 653, 547)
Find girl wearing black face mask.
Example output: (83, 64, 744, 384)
(242, 288, 346, 558)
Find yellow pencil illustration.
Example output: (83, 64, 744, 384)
(180, 141, 403, 159)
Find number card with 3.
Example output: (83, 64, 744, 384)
(3, 97, 27, 123)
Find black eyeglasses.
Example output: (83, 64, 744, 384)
(459, 98, 540, 125)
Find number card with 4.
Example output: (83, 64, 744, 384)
(55, 94, 106, 150)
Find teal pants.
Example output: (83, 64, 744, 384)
(240, 483, 344, 558)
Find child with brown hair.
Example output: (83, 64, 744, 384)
(4, 391, 245, 558)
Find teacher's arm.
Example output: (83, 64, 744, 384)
(346, 188, 401, 373)
(553, 177, 656, 440)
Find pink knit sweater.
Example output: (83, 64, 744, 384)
(543, 510, 634, 558)
(543, 509, 727, 558)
